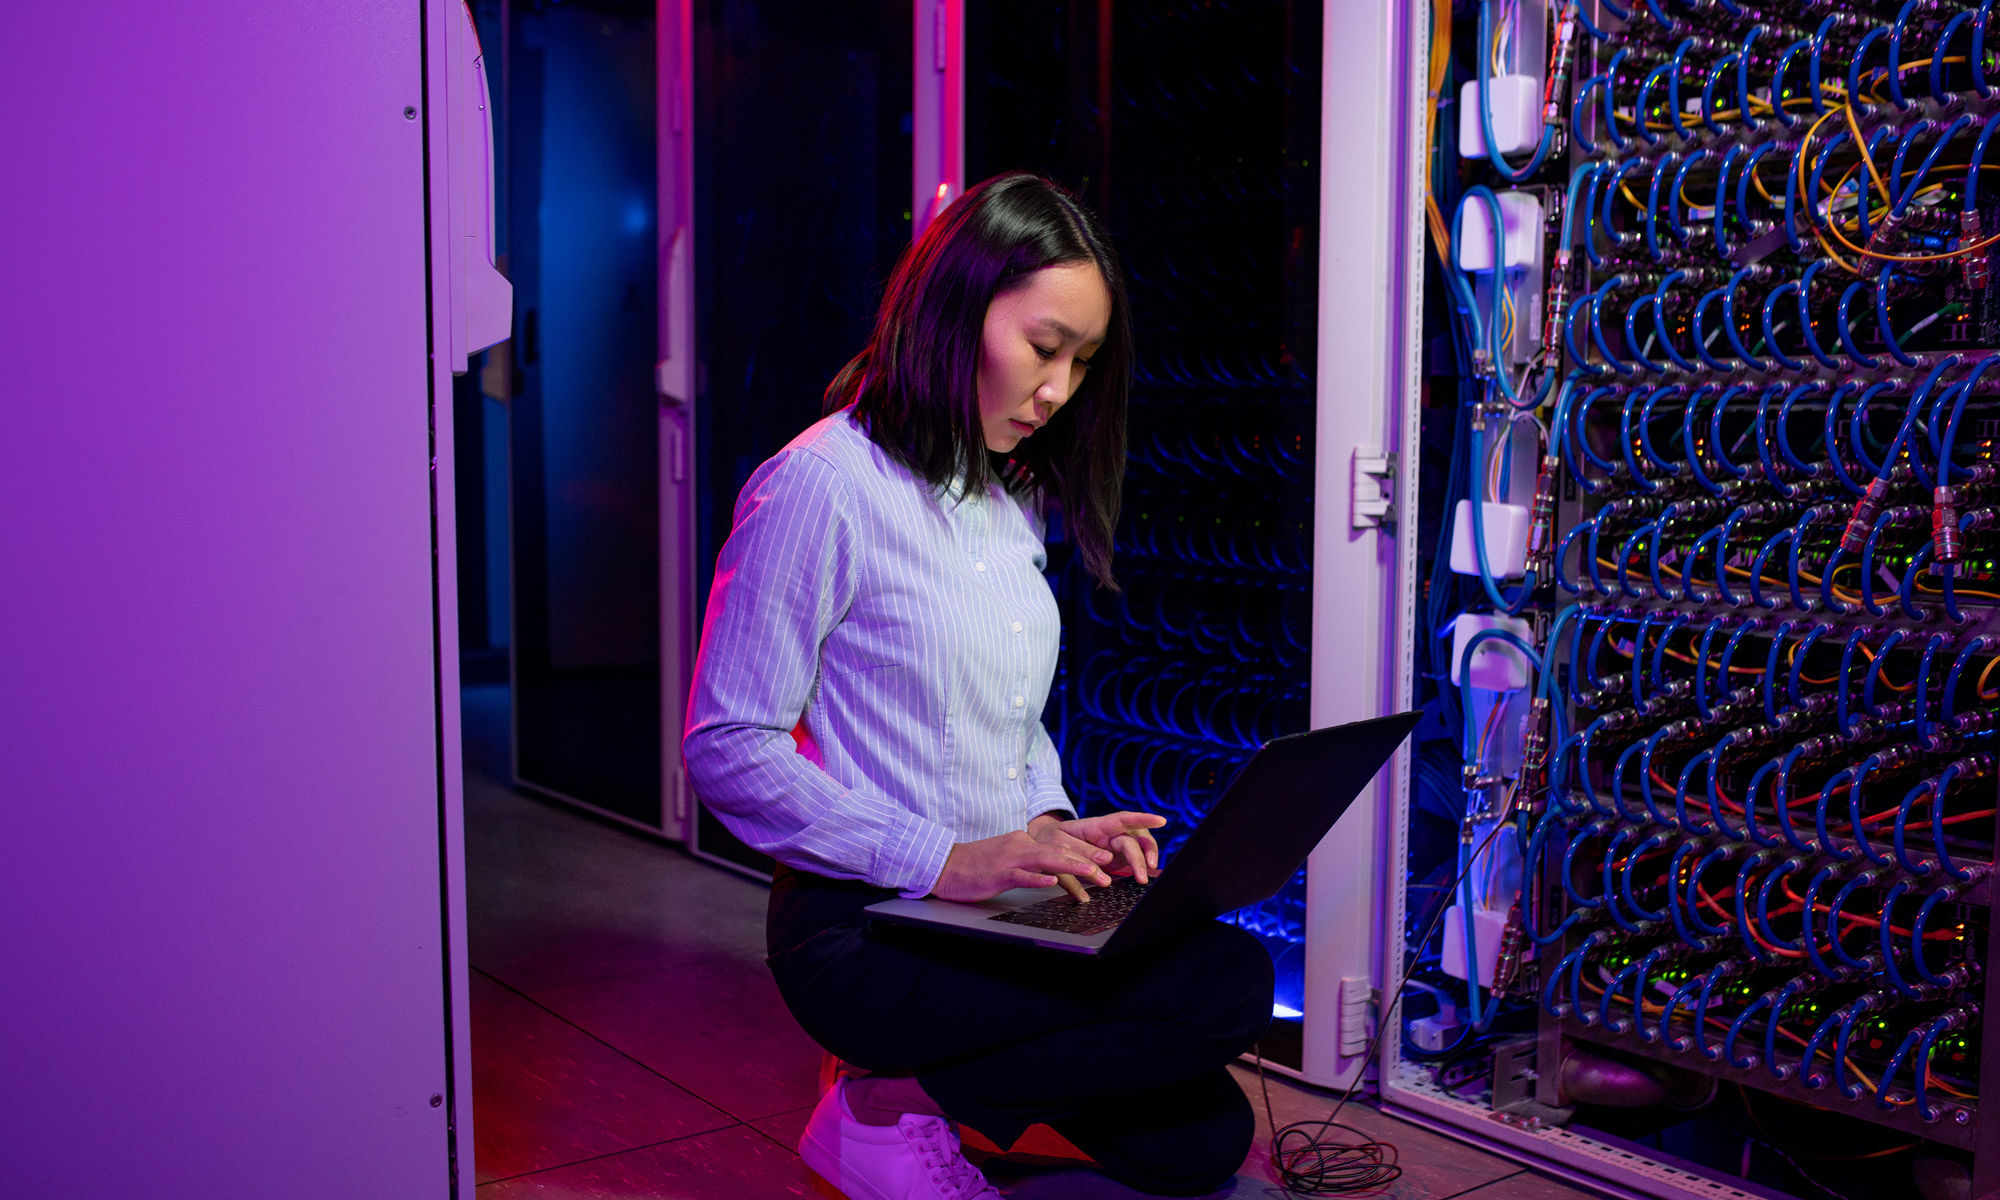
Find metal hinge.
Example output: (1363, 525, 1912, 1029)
(1352, 447, 1397, 529)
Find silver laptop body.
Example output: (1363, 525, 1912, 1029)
(862, 711, 1419, 956)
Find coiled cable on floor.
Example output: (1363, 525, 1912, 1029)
(1250, 811, 1519, 1194)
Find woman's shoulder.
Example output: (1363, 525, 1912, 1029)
(771, 408, 933, 497)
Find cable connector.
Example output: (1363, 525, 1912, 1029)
(1542, 269, 1569, 372)
(1524, 456, 1560, 576)
(1491, 904, 1528, 999)
(1841, 476, 1893, 554)
(1963, 209, 1990, 292)
(1934, 486, 1963, 565)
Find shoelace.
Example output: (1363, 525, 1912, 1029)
(901, 1117, 996, 1199)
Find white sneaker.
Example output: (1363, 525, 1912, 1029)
(798, 1077, 1002, 1200)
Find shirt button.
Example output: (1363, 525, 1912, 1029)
(1010, 621, 1023, 633)
(1013, 695, 1024, 708)
(975, 561, 987, 572)
(1006, 767, 1019, 780)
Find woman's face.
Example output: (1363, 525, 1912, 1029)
(977, 262, 1112, 453)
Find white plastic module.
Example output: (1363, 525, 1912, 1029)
(1448, 612, 1535, 690)
(1455, 189, 1544, 273)
(1440, 902, 1511, 988)
(1448, 498, 1530, 578)
(1459, 74, 1543, 158)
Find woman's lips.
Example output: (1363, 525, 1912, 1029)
(1010, 418, 1036, 435)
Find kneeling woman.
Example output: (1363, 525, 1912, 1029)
(684, 172, 1273, 1200)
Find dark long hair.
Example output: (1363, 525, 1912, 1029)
(824, 172, 1131, 590)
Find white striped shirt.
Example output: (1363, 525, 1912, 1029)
(683, 409, 1073, 896)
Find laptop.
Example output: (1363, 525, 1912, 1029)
(864, 711, 1419, 956)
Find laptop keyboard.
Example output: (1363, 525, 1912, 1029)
(990, 877, 1149, 936)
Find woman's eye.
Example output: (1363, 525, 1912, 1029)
(1074, 357, 1094, 370)
(1032, 345, 1057, 360)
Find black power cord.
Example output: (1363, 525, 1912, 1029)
(1250, 810, 1521, 1194)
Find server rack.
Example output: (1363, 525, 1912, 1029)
(1378, 4, 2000, 1199)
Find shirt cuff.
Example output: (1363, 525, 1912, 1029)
(888, 817, 958, 899)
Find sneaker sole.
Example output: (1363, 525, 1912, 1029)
(798, 1125, 905, 1200)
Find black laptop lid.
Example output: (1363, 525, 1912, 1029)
(1103, 710, 1418, 953)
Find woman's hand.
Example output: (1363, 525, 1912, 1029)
(930, 830, 1111, 903)
(1029, 810, 1165, 887)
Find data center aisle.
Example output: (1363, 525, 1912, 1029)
(461, 683, 1600, 1198)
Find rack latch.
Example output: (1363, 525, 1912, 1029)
(1352, 447, 1397, 529)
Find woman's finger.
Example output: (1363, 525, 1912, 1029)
(1057, 829, 1114, 865)
(1032, 846, 1110, 887)
(1054, 872, 1091, 903)
(1101, 833, 1142, 883)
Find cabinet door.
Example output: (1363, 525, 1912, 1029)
(2, 4, 456, 1194)
(506, 4, 666, 830)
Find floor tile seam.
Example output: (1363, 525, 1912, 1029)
(472, 952, 764, 995)
(1433, 1166, 1529, 1198)
(471, 965, 751, 1122)
(472, 1120, 754, 1186)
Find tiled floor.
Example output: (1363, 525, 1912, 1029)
(462, 684, 1603, 1198)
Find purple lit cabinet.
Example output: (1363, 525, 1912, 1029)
(1, 3, 502, 1196)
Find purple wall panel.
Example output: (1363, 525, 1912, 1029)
(0, 4, 451, 1196)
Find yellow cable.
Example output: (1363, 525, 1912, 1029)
(1838, 97, 1895, 210)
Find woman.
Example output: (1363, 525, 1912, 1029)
(684, 172, 1273, 1200)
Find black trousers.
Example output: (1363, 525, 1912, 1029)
(766, 866, 1275, 1197)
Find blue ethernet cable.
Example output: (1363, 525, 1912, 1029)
(1701, 54, 1738, 138)
(1978, 0, 1999, 96)
(1474, 0, 1555, 181)
(1913, 1016, 1958, 1121)
(1888, 2, 1923, 110)
(1724, 988, 1775, 1069)
(1836, 281, 1882, 369)
(1794, 262, 1840, 370)
(1876, 1021, 1929, 1110)
(1692, 966, 1732, 1059)
(1760, 281, 1806, 374)
(1770, 37, 1811, 128)
(1624, 296, 1665, 375)
(1942, 636, 1992, 722)
(1770, 747, 1819, 854)
(1682, 383, 1726, 496)
(1763, 979, 1806, 1080)
(1910, 885, 1958, 984)
(1808, 15, 1841, 115)
(1876, 266, 1924, 369)
(1933, 12, 1977, 100)
(1802, 865, 1841, 976)
(1863, 627, 1909, 712)
(1789, 623, 1832, 709)
(1684, 847, 1735, 938)
(1848, 27, 1890, 117)
(1709, 381, 1752, 482)
(1896, 116, 1972, 216)
(1754, 857, 1805, 952)
(1894, 769, 1945, 879)
(1634, 63, 1672, 150)
(1936, 354, 2000, 484)
(1712, 146, 1748, 258)
(1733, 853, 1777, 962)
(1601, 827, 1643, 932)
(1827, 869, 1879, 971)
(1848, 762, 1896, 869)
(1879, 879, 1921, 997)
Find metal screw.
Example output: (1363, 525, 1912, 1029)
(429, 1094, 443, 1108)
(404, 106, 419, 121)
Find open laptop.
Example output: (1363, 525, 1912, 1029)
(864, 710, 1418, 956)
